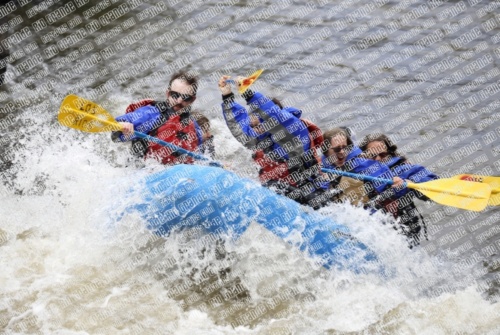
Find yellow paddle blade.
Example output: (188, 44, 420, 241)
(482, 176, 500, 206)
(407, 178, 491, 212)
(58, 94, 121, 132)
(238, 69, 264, 94)
(453, 174, 500, 205)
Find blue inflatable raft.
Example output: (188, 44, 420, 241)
(130, 164, 378, 272)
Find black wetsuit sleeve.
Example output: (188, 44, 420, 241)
(222, 92, 235, 106)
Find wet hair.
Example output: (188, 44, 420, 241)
(321, 127, 353, 155)
(191, 111, 210, 132)
(169, 71, 199, 95)
(359, 133, 406, 161)
(340, 126, 356, 143)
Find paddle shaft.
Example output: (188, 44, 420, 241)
(65, 107, 223, 167)
(133, 131, 222, 167)
(322, 168, 394, 185)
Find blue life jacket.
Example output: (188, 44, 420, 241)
(222, 91, 311, 161)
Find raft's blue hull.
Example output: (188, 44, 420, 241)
(132, 164, 377, 271)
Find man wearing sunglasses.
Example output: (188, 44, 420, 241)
(111, 71, 204, 164)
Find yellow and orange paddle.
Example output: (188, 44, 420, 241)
(226, 69, 264, 94)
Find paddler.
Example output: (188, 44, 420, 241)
(360, 133, 439, 247)
(111, 71, 203, 165)
(218, 75, 328, 209)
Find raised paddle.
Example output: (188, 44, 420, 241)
(58, 94, 223, 167)
(321, 168, 491, 212)
(453, 174, 500, 206)
(225, 69, 264, 93)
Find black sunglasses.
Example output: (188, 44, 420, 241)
(370, 152, 390, 159)
(170, 90, 194, 102)
(331, 145, 350, 153)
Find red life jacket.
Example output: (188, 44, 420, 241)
(254, 150, 292, 185)
(301, 118, 324, 166)
(254, 119, 324, 187)
(125, 99, 199, 165)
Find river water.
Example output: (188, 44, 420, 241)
(1, 0, 500, 333)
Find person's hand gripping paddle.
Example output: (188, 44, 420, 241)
(58, 94, 223, 167)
